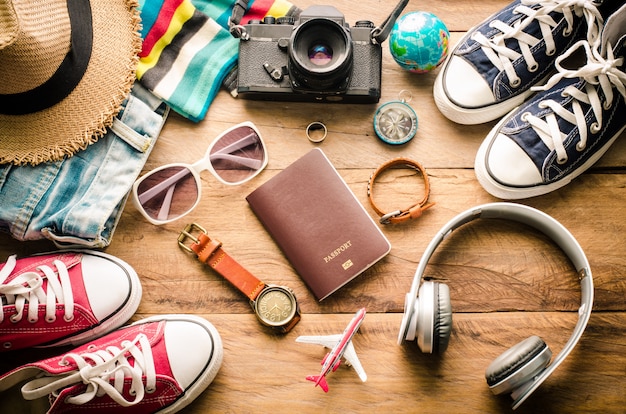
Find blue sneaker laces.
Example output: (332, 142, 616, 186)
(472, 0, 604, 88)
(524, 38, 626, 163)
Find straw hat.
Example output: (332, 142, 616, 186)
(0, 0, 141, 165)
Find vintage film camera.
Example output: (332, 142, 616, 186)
(236, 5, 394, 103)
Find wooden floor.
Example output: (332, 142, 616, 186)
(2, 0, 626, 412)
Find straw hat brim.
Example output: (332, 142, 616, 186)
(0, 0, 141, 166)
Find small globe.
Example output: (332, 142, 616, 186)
(389, 11, 450, 73)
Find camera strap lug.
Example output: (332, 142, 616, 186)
(371, 0, 409, 44)
(229, 0, 250, 38)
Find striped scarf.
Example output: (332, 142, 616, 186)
(137, 0, 299, 122)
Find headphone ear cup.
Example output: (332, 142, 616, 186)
(485, 335, 552, 395)
(415, 281, 452, 353)
(433, 283, 452, 353)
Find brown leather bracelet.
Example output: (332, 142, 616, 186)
(367, 158, 435, 224)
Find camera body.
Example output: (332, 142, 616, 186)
(236, 5, 382, 103)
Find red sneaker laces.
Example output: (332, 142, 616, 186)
(0, 255, 75, 324)
(21, 333, 157, 407)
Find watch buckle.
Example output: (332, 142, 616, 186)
(177, 222, 208, 253)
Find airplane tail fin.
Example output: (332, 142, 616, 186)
(306, 375, 329, 392)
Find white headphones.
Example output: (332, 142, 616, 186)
(398, 203, 593, 409)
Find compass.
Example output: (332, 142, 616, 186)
(373, 91, 418, 145)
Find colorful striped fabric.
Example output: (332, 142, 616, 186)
(137, 0, 300, 122)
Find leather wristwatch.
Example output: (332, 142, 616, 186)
(178, 223, 301, 333)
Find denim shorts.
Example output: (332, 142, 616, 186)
(0, 83, 169, 248)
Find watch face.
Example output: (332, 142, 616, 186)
(373, 101, 418, 145)
(254, 286, 297, 327)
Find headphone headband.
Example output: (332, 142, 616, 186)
(398, 202, 593, 409)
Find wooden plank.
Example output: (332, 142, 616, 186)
(1, 170, 626, 314)
(1, 312, 624, 413)
(165, 312, 626, 414)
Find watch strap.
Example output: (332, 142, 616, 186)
(367, 157, 435, 224)
(280, 312, 301, 333)
(178, 223, 266, 301)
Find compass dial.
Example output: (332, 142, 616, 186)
(374, 101, 418, 145)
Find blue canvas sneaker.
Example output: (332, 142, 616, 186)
(434, 0, 613, 125)
(474, 3, 626, 199)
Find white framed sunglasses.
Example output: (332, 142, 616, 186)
(132, 121, 268, 225)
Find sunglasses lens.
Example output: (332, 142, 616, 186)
(210, 125, 266, 184)
(136, 166, 199, 222)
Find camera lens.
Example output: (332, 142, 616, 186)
(289, 18, 353, 91)
(308, 44, 333, 65)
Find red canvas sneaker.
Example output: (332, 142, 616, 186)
(0, 315, 223, 414)
(0, 250, 142, 351)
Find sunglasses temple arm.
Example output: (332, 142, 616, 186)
(212, 133, 259, 155)
(137, 168, 192, 204)
(157, 183, 176, 221)
(208, 152, 264, 170)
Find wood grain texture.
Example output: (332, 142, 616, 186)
(1, 0, 625, 412)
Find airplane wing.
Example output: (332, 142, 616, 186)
(295, 334, 342, 349)
(342, 341, 367, 382)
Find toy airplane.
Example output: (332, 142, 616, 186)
(296, 307, 367, 392)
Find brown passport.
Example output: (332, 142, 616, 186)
(246, 148, 391, 301)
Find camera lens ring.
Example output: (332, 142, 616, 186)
(288, 18, 353, 91)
